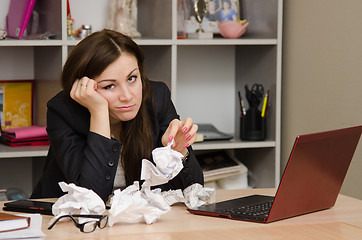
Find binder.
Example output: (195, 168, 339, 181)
(6, 0, 37, 39)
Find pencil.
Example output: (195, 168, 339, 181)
(261, 91, 268, 117)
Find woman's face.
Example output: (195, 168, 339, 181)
(94, 53, 142, 124)
(209, 1, 216, 11)
(223, 1, 230, 10)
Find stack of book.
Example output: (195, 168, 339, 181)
(1, 126, 49, 146)
(196, 150, 247, 183)
(0, 212, 45, 239)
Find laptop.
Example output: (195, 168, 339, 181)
(197, 124, 233, 141)
(188, 125, 362, 223)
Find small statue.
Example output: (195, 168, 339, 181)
(107, 0, 141, 38)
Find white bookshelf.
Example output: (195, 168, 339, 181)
(0, 0, 283, 193)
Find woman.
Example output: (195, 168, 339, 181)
(219, 0, 237, 21)
(31, 29, 204, 202)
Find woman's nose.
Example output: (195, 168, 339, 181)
(118, 86, 132, 101)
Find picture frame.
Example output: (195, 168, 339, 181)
(0, 80, 33, 130)
(182, 0, 240, 34)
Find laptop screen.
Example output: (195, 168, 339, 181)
(268, 125, 362, 222)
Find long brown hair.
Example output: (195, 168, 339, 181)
(61, 29, 154, 185)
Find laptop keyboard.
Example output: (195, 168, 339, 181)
(220, 200, 274, 218)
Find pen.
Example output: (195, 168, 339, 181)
(238, 91, 243, 117)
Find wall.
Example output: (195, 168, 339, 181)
(0, 158, 33, 198)
(0, 0, 10, 29)
(282, 0, 362, 199)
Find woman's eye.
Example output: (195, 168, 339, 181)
(128, 76, 137, 83)
(103, 84, 115, 90)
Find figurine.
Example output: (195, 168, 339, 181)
(107, 0, 141, 38)
(0, 29, 7, 40)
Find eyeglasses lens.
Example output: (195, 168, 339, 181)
(99, 216, 108, 229)
(82, 221, 98, 233)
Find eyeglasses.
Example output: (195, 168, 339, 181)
(48, 214, 108, 233)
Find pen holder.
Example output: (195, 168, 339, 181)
(240, 108, 266, 141)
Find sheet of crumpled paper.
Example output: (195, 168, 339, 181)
(49, 182, 106, 225)
(140, 141, 184, 186)
(183, 183, 216, 208)
(109, 141, 186, 225)
(108, 181, 170, 225)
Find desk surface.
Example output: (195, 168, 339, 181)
(2, 188, 362, 240)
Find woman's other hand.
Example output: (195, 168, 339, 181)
(70, 77, 111, 138)
(70, 77, 108, 113)
(162, 118, 198, 157)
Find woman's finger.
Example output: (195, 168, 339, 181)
(180, 117, 193, 133)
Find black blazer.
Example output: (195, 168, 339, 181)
(31, 81, 204, 202)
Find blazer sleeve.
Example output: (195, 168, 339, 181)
(46, 93, 121, 202)
(150, 81, 204, 191)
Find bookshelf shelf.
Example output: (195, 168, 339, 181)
(193, 140, 276, 151)
(0, 40, 64, 47)
(0, 145, 48, 158)
(176, 39, 278, 46)
(0, 140, 276, 158)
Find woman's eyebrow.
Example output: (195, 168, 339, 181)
(97, 79, 115, 84)
(97, 68, 139, 84)
(127, 68, 139, 77)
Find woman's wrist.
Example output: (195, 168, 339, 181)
(181, 149, 189, 162)
(90, 108, 111, 138)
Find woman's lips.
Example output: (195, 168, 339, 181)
(118, 105, 135, 111)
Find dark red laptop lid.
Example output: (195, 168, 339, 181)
(267, 125, 362, 223)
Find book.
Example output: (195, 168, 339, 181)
(3, 200, 54, 216)
(0, 80, 33, 129)
(0, 212, 30, 233)
(0, 214, 45, 239)
(0, 125, 49, 146)
(1, 137, 49, 146)
(6, 0, 37, 39)
(1, 126, 47, 139)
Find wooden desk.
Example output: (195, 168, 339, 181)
(2, 188, 362, 240)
